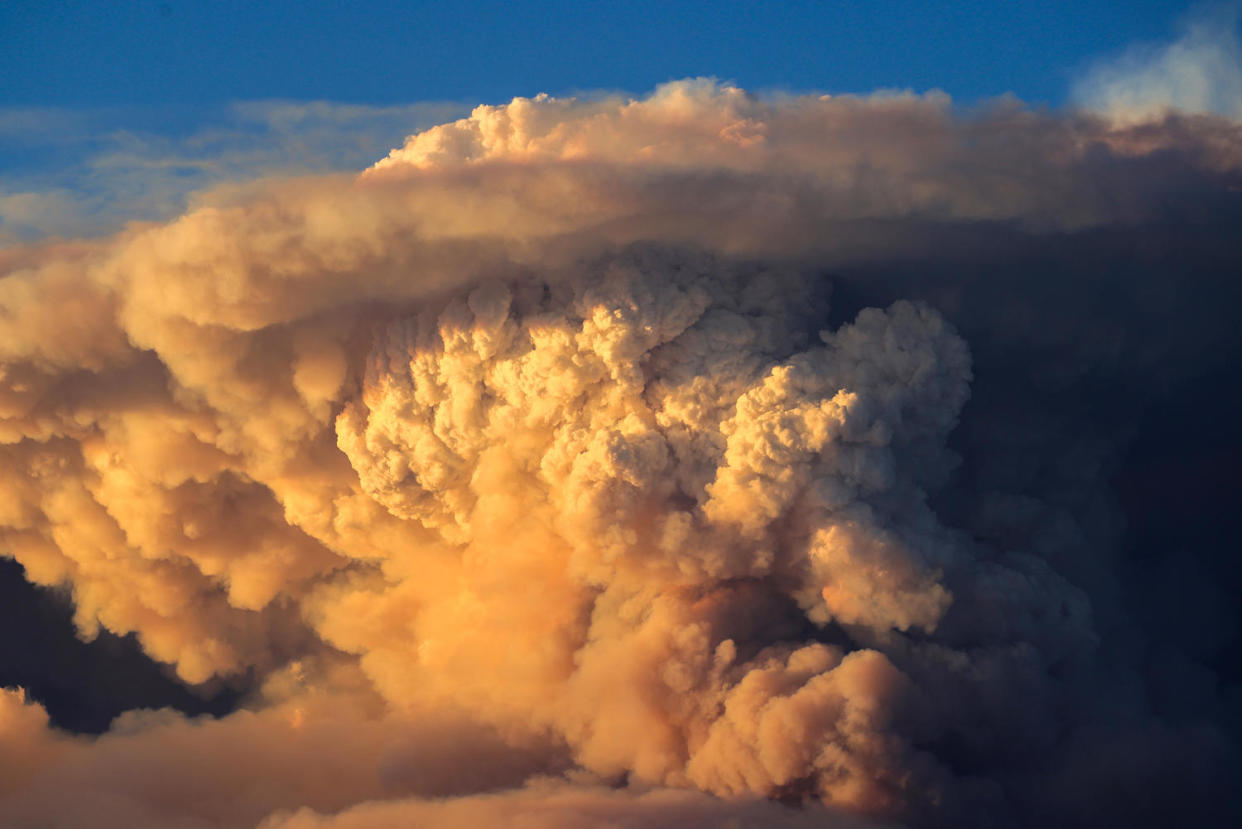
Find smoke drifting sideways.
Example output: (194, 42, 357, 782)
(1, 82, 1241, 828)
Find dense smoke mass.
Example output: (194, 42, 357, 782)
(1, 82, 1240, 828)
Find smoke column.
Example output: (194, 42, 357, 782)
(1, 82, 1240, 827)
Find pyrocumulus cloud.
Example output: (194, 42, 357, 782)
(2, 81, 1240, 828)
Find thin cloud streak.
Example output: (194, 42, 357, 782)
(0, 99, 466, 243)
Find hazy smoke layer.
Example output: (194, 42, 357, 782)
(2, 82, 1240, 828)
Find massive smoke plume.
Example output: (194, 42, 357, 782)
(1, 82, 1240, 828)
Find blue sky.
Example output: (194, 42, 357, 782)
(0, 0, 1195, 106)
(0, 1, 1231, 241)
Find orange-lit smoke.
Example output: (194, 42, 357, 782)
(2, 82, 1240, 828)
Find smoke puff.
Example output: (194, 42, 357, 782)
(1072, 6, 1242, 122)
(1, 81, 1240, 827)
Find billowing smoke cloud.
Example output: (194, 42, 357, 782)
(2, 82, 1240, 828)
